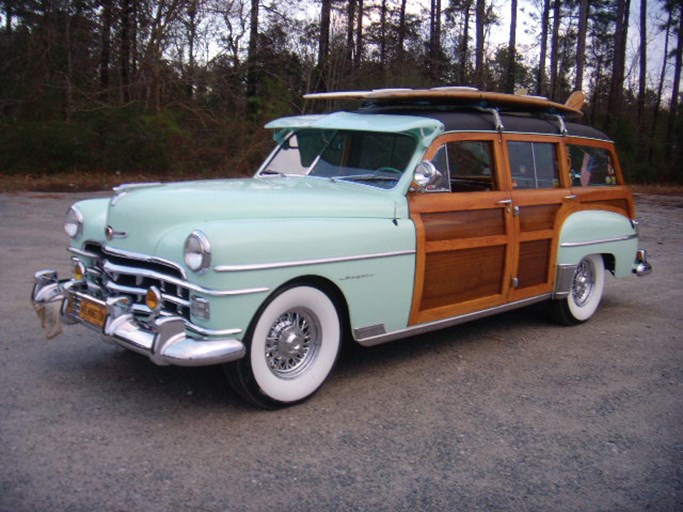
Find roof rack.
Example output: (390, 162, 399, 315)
(303, 87, 584, 119)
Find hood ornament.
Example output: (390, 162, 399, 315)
(105, 226, 128, 240)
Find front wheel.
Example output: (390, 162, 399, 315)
(551, 254, 605, 325)
(225, 285, 342, 408)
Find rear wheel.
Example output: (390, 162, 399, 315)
(551, 254, 605, 325)
(225, 285, 341, 409)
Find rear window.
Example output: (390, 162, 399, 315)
(568, 145, 618, 187)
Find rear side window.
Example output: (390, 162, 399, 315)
(430, 140, 497, 192)
(508, 141, 560, 189)
(567, 145, 618, 187)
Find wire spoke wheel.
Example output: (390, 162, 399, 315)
(265, 308, 321, 378)
(551, 254, 605, 325)
(225, 285, 341, 408)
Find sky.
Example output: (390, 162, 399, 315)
(487, 0, 674, 95)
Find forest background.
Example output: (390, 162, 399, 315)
(1, 0, 682, 190)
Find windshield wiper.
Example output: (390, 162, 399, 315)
(335, 174, 400, 182)
(260, 169, 287, 177)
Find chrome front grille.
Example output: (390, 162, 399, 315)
(102, 260, 191, 320)
(80, 245, 192, 321)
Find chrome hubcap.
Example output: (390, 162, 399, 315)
(265, 309, 321, 378)
(572, 259, 595, 307)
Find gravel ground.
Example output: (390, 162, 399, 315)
(0, 191, 681, 512)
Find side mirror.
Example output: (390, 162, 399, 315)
(413, 161, 442, 190)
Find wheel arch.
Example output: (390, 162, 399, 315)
(250, 274, 352, 346)
(556, 209, 637, 280)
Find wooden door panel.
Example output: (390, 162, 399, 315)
(517, 239, 552, 288)
(423, 208, 506, 241)
(422, 245, 506, 310)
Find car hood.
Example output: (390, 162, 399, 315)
(103, 177, 401, 254)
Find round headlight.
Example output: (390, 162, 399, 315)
(184, 231, 211, 273)
(64, 206, 84, 239)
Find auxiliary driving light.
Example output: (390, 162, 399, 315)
(145, 286, 162, 313)
(73, 261, 86, 280)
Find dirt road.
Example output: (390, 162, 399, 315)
(1, 191, 681, 511)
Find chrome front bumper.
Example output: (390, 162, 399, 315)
(31, 270, 245, 367)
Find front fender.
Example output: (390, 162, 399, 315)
(156, 217, 417, 340)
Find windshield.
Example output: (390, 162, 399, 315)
(259, 129, 417, 189)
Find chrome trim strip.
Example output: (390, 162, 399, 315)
(560, 233, 637, 248)
(356, 294, 552, 347)
(440, 130, 613, 144)
(553, 264, 577, 299)
(103, 261, 269, 297)
(103, 246, 188, 279)
(214, 249, 416, 273)
(68, 247, 101, 259)
(105, 281, 191, 307)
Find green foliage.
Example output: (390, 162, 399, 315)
(0, 120, 97, 173)
(0, 0, 680, 185)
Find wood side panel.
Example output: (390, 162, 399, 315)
(426, 235, 509, 253)
(516, 239, 551, 288)
(519, 204, 560, 232)
(421, 245, 506, 310)
(423, 209, 506, 241)
(583, 199, 629, 216)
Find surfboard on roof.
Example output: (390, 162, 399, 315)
(304, 87, 585, 118)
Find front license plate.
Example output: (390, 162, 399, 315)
(78, 298, 107, 328)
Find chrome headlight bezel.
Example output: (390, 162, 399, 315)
(183, 230, 212, 274)
(64, 206, 84, 240)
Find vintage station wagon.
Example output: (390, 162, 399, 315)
(32, 88, 652, 408)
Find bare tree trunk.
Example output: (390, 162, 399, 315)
(575, 0, 588, 92)
(549, 0, 561, 99)
(666, 6, 683, 144)
(380, 0, 387, 73)
(64, 7, 74, 122)
(317, 0, 331, 91)
(607, 0, 630, 128)
(246, 0, 259, 106)
(99, 0, 113, 98)
(354, 0, 363, 69)
(186, 0, 198, 100)
(346, 0, 356, 70)
(474, 0, 485, 88)
(505, 0, 517, 93)
(459, 0, 472, 84)
(5, 0, 12, 34)
(119, 0, 132, 102)
(429, 0, 442, 81)
(650, 6, 672, 158)
(397, 0, 407, 64)
(537, 0, 549, 95)
(637, 0, 647, 124)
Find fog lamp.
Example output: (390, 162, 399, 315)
(73, 261, 86, 280)
(145, 286, 162, 313)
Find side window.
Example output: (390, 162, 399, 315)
(508, 141, 560, 189)
(568, 145, 618, 187)
(430, 145, 451, 191)
(430, 140, 497, 192)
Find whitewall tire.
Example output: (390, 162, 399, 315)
(226, 285, 342, 408)
(551, 254, 605, 325)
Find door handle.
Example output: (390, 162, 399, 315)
(496, 199, 512, 205)
(564, 194, 577, 200)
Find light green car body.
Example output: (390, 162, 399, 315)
(37, 109, 649, 365)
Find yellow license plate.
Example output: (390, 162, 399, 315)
(78, 299, 107, 327)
